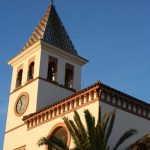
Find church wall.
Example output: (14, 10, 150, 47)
(101, 102, 150, 149)
(9, 46, 41, 92)
(5, 80, 39, 131)
(3, 100, 100, 150)
(73, 64, 81, 92)
(6, 45, 42, 132)
(3, 125, 27, 150)
(27, 101, 99, 150)
(10, 65, 17, 92)
(36, 79, 74, 110)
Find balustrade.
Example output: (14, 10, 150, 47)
(25, 87, 99, 129)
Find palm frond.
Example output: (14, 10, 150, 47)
(38, 136, 69, 150)
(113, 129, 137, 150)
(95, 124, 103, 150)
(74, 111, 88, 142)
(104, 110, 116, 146)
(63, 117, 81, 147)
(126, 133, 150, 150)
(101, 112, 110, 141)
(69, 120, 84, 147)
(38, 137, 49, 146)
(84, 109, 96, 148)
(97, 106, 102, 123)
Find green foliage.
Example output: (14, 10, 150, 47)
(63, 107, 137, 150)
(127, 133, 150, 150)
(113, 129, 137, 150)
(38, 135, 69, 150)
(38, 107, 137, 150)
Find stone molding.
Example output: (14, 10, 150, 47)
(23, 81, 150, 130)
(101, 90, 150, 120)
(23, 83, 100, 130)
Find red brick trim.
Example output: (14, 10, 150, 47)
(26, 99, 99, 130)
(39, 77, 76, 92)
(10, 77, 76, 95)
(23, 81, 150, 131)
(10, 77, 38, 95)
(23, 84, 100, 130)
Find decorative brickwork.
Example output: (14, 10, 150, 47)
(23, 82, 150, 130)
(22, 4, 77, 55)
(23, 82, 100, 130)
(100, 83, 150, 120)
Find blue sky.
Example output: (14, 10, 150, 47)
(0, 0, 150, 149)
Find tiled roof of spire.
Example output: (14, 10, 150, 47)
(22, 4, 78, 55)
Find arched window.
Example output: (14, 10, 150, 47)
(47, 57, 57, 81)
(49, 126, 68, 150)
(28, 62, 34, 80)
(65, 64, 74, 88)
(16, 69, 23, 87)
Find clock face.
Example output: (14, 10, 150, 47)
(15, 93, 29, 116)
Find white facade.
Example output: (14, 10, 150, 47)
(101, 102, 150, 149)
(4, 101, 100, 150)
(4, 78, 150, 150)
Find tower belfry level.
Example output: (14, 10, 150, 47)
(3, 2, 150, 150)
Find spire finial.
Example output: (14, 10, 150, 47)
(51, 0, 54, 5)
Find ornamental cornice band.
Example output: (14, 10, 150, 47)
(23, 84, 100, 130)
(23, 82, 150, 130)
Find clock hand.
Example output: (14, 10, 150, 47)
(19, 100, 22, 110)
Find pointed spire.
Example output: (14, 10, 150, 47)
(22, 2, 78, 55)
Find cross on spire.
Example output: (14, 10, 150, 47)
(51, 0, 54, 5)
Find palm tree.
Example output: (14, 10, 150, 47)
(127, 133, 150, 150)
(63, 107, 137, 150)
(38, 107, 137, 150)
(38, 135, 69, 150)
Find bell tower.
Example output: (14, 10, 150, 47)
(4, 2, 88, 145)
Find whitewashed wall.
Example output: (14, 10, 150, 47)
(3, 101, 99, 150)
(101, 102, 150, 149)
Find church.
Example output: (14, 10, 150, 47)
(3, 1, 150, 150)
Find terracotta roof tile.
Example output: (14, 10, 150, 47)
(22, 4, 78, 55)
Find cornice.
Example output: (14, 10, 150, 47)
(23, 81, 150, 131)
(9, 77, 76, 95)
(100, 83, 150, 120)
(8, 41, 41, 66)
(41, 40, 88, 65)
(23, 82, 100, 130)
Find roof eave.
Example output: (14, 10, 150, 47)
(41, 40, 89, 66)
(8, 40, 41, 66)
